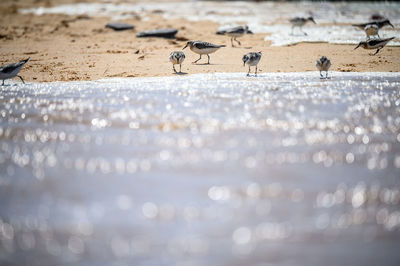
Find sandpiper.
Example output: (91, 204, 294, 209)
(183, 41, 225, 64)
(169, 51, 185, 73)
(242, 51, 262, 76)
(352, 19, 394, 31)
(218, 25, 253, 47)
(289, 17, 316, 35)
(0, 58, 29, 85)
(364, 24, 380, 40)
(354, 37, 395, 55)
(315, 56, 331, 79)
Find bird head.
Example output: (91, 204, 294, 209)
(242, 55, 248, 66)
(354, 42, 366, 50)
(308, 17, 316, 24)
(385, 19, 395, 28)
(183, 41, 194, 50)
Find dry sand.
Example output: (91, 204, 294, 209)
(1, 0, 399, 82)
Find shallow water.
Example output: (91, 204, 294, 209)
(20, 1, 400, 46)
(1, 72, 400, 265)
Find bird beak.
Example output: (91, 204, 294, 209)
(354, 44, 361, 50)
(183, 43, 188, 50)
(389, 22, 394, 28)
(248, 30, 254, 34)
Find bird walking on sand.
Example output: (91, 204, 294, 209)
(183, 41, 225, 64)
(0, 58, 29, 85)
(352, 19, 394, 31)
(289, 17, 316, 35)
(218, 25, 253, 47)
(316, 56, 331, 79)
(169, 51, 185, 73)
(354, 37, 395, 55)
(242, 51, 262, 76)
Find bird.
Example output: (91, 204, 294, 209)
(315, 56, 331, 79)
(354, 37, 395, 55)
(183, 41, 225, 64)
(364, 24, 380, 40)
(169, 51, 185, 73)
(242, 51, 262, 76)
(0, 58, 30, 86)
(352, 19, 394, 31)
(289, 17, 316, 35)
(217, 25, 253, 47)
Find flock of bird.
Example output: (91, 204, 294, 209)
(0, 16, 397, 85)
(169, 16, 396, 78)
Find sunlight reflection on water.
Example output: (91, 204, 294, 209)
(0, 72, 400, 265)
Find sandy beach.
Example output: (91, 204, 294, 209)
(1, 0, 400, 82)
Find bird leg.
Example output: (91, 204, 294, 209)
(255, 66, 258, 76)
(320, 71, 323, 78)
(179, 64, 182, 73)
(325, 71, 329, 79)
(373, 48, 381, 55)
(301, 27, 308, 36)
(291, 26, 294, 35)
(247, 66, 251, 76)
(18, 75, 25, 84)
(173, 65, 177, 73)
(231, 37, 235, 47)
(207, 54, 210, 64)
(234, 37, 241, 45)
(193, 55, 202, 64)
(1, 80, 4, 86)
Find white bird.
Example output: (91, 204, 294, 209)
(242, 51, 262, 76)
(354, 37, 395, 55)
(0, 58, 30, 85)
(315, 56, 331, 79)
(169, 51, 185, 73)
(183, 41, 225, 64)
(289, 17, 316, 36)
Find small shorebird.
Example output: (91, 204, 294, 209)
(364, 24, 380, 40)
(315, 56, 331, 79)
(242, 51, 262, 76)
(354, 37, 395, 55)
(289, 17, 316, 35)
(0, 58, 29, 85)
(352, 19, 394, 31)
(183, 41, 225, 64)
(169, 51, 185, 73)
(218, 25, 253, 47)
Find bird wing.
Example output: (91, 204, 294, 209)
(0, 62, 20, 74)
(226, 26, 245, 34)
(194, 42, 224, 49)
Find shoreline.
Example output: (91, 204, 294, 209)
(1, 2, 400, 82)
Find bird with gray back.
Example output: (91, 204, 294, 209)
(219, 25, 253, 47)
(242, 52, 262, 76)
(183, 41, 225, 64)
(169, 51, 185, 74)
(289, 17, 316, 36)
(352, 19, 394, 31)
(0, 58, 30, 85)
(354, 37, 395, 55)
(316, 56, 331, 79)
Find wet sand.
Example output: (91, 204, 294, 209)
(0, 0, 399, 82)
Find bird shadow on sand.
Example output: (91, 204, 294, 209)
(192, 63, 221, 66)
(232, 46, 252, 49)
(173, 72, 188, 75)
